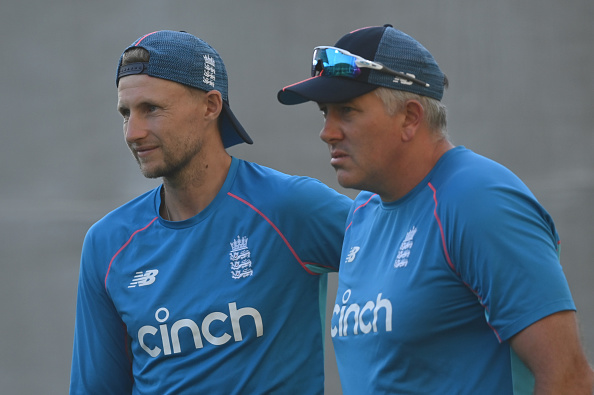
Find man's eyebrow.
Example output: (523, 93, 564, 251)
(117, 99, 157, 110)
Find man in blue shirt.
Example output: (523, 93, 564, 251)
(278, 24, 594, 394)
(70, 30, 351, 394)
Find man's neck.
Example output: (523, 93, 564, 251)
(379, 138, 454, 202)
(161, 153, 232, 221)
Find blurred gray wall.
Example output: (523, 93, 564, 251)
(1, 1, 592, 394)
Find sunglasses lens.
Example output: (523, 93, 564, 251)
(311, 47, 361, 78)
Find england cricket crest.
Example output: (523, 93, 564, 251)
(203, 54, 216, 87)
(229, 235, 253, 279)
(394, 226, 417, 268)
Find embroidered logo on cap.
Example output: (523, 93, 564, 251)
(203, 54, 216, 87)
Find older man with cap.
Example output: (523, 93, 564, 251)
(278, 24, 594, 394)
(69, 30, 351, 394)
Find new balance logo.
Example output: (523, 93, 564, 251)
(345, 246, 360, 263)
(129, 270, 159, 288)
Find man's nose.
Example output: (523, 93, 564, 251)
(124, 113, 148, 143)
(319, 113, 342, 144)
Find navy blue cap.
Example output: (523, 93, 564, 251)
(116, 30, 253, 148)
(278, 25, 446, 104)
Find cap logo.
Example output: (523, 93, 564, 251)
(392, 73, 416, 86)
(203, 54, 216, 87)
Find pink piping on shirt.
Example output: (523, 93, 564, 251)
(428, 183, 456, 273)
(345, 194, 377, 232)
(428, 182, 502, 342)
(104, 216, 159, 290)
(227, 192, 320, 275)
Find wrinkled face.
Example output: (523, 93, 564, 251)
(117, 74, 208, 179)
(318, 90, 404, 194)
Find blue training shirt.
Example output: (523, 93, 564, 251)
(332, 146, 575, 394)
(70, 157, 352, 394)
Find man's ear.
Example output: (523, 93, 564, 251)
(204, 90, 223, 120)
(401, 99, 423, 142)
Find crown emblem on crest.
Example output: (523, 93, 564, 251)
(203, 54, 215, 66)
(230, 236, 249, 252)
(404, 226, 417, 242)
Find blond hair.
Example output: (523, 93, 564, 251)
(374, 87, 448, 138)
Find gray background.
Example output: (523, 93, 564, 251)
(1, 1, 592, 394)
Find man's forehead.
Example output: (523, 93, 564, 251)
(118, 74, 210, 96)
(117, 73, 171, 89)
(117, 75, 174, 106)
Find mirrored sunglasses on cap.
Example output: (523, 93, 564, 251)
(311, 46, 430, 88)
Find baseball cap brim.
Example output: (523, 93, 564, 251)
(220, 101, 253, 148)
(277, 75, 378, 105)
